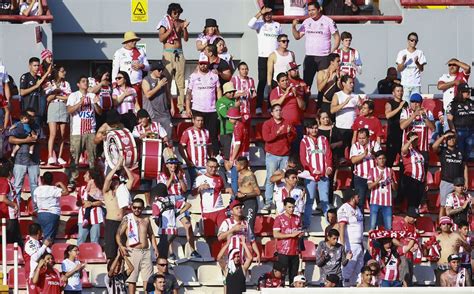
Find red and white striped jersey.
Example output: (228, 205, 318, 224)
(445, 192, 471, 211)
(88, 77, 113, 111)
(132, 121, 168, 138)
(180, 127, 210, 168)
(335, 48, 362, 78)
(459, 236, 473, 265)
(24, 237, 51, 279)
(157, 172, 187, 196)
(195, 174, 226, 213)
(299, 135, 332, 180)
(400, 108, 434, 152)
(77, 186, 105, 225)
(0, 177, 18, 220)
(218, 218, 253, 258)
(367, 167, 393, 206)
(373, 248, 401, 282)
(66, 91, 99, 136)
(402, 148, 425, 182)
(231, 75, 255, 123)
(350, 141, 381, 179)
(151, 196, 185, 235)
(273, 182, 305, 215)
(230, 121, 250, 160)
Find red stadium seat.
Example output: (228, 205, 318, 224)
(64, 218, 79, 239)
(78, 243, 106, 263)
(261, 239, 277, 262)
(21, 175, 31, 193)
(427, 193, 440, 214)
(174, 121, 193, 142)
(254, 122, 264, 142)
(10, 98, 21, 121)
(254, 215, 274, 237)
(19, 219, 33, 239)
(301, 240, 316, 261)
(380, 124, 387, 144)
(60, 195, 80, 216)
(305, 99, 318, 118)
(0, 244, 24, 265)
(82, 270, 93, 288)
(422, 98, 443, 117)
(51, 242, 69, 264)
(20, 199, 31, 217)
(48, 171, 69, 186)
(392, 215, 405, 231)
(416, 216, 435, 236)
(428, 148, 440, 166)
(426, 171, 436, 190)
(335, 169, 352, 190)
(8, 267, 27, 289)
(433, 170, 441, 187)
(373, 98, 390, 119)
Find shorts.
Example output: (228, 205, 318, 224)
(439, 180, 454, 206)
(104, 219, 121, 260)
(126, 248, 154, 284)
(202, 209, 227, 236)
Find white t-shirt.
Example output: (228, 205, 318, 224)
(247, 18, 282, 58)
(33, 185, 62, 215)
(337, 202, 364, 246)
(195, 174, 225, 213)
(273, 182, 305, 215)
(0, 63, 9, 96)
(61, 259, 82, 291)
(396, 49, 427, 87)
(334, 91, 359, 129)
(283, 0, 307, 16)
(66, 91, 100, 136)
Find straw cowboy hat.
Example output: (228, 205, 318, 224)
(122, 31, 141, 44)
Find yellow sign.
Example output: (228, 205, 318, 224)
(131, 0, 148, 23)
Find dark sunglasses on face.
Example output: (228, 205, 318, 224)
(132, 206, 143, 210)
(158, 263, 168, 266)
(280, 40, 289, 43)
(409, 39, 418, 43)
(115, 77, 124, 80)
(448, 64, 456, 67)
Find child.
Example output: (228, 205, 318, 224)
(445, 177, 472, 228)
(335, 31, 362, 78)
(10, 112, 36, 157)
(105, 254, 134, 294)
(357, 266, 375, 287)
(457, 220, 473, 286)
(351, 100, 383, 144)
(231, 62, 256, 130)
(61, 244, 86, 293)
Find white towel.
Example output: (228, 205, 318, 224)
(126, 213, 140, 247)
(227, 248, 239, 274)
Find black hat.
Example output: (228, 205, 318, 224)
(205, 18, 218, 28)
(273, 262, 286, 273)
(150, 183, 168, 197)
(448, 254, 460, 262)
(326, 274, 340, 284)
(150, 61, 165, 72)
(106, 109, 121, 125)
(406, 207, 420, 219)
(342, 189, 357, 203)
(137, 109, 150, 119)
(453, 177, 465, 186)
(457, 83, 470, 93)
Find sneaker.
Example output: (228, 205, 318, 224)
(82, 219, 89, 228)
(168, 253, 176, 261)
(57, 158, 67, 165)
(255, 107, 262, 115)
(262, 203, 271, 211)
(47, 157, 56, 165)
(190, 251, 202, 259)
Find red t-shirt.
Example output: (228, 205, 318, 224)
(351, 116, 382, 141)
(36, 268, 61, 294)
(0, 177, 17, 220)
(273, 213, 301, 256)
(270, 86, 301, 125)
(289, 77, 310, 101)
(230, 121, 249, 160)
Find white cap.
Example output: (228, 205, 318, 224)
(198, 54, 209, 64)
(292, 275, 306, 284)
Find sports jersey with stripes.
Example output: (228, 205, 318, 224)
(66, 91, 99, 136)
(218, 218, 253, 259)
(400, 108, 434, 152)
(273, 182, 305, 215)
(180, 127, 210, 168)
(350, 141, 381, 179)
(132, 121, 167, 138)
(88, 77, 113, 111)
(367, 166, 393, 206)
(195, 174, 226, 213)
(231, 75, 255, 123)
(335, 48, 362, 78)
(151, 196, 185, 235)
(230, 121, 250, 160)
(157, 172, 187, 196)
(0, 177, 18, 219)
(300, 135, 332, 180)
(402, 148, 425, 182)
(373, 248, 401, 282)
(77, 186, 104, 225)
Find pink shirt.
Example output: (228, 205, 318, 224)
(188, 71, 220, 113)
(299, 15, 338, 56)
(113, 87, 137, 114)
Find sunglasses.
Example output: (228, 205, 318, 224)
(409, 39, 418, 43)
(132, 206, 143, 210)
(280, 40, 289, 43)
(448, 64, 457, 67)
(158, 263, 168, 266)
(115, 77, 124, 80)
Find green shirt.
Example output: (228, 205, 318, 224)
(216, 96, 235, 134)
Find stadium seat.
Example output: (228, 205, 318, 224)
(416, 216, 435, 236)
(254, 122, 264, 142)
(301, 240, 317, 261)
(261, 239, 277, 262)
(249, 145, 265, 166)
(380, 124, 387, 144)
(81, 270, 93, 288)
(7, 267, 27, 289)
(335, 169, 352, 190)
(254, 170, 266, 189)
(185, 240, 214, 262)
(21, 175, 31, 193)
(373, 97, 390, 119)
(51, 242, 69, 264)
(46, 171, 69, 186)
(0, 244, 24, 265)
(304, 263, 322, 286)
(170, 241, 187, 262)
(64, 217, 79, 239)
(254, 215, 274, 237)
(19, 219, 33, 239)
(248, 264, 272, 286)
(172, 265, 200, 286)
(78, 243, 106, 263)
(60, 195, 80, 215)
(90, 266, 107, 288)
(20, 199, 31, 217)
(197, 265, 224, 286)
(173, 121, 193, 142)
(428, 148, 440, 166)
(422, 97, 443, 116)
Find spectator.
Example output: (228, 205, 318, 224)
(269, 154, 301, 184)
(217, 237, 252, 294)
(196, 18, 221, 52)
(146, 257, 179, 294)
(157, 3, 189, 114)
(445, 177, 472, 227)
(39, 49, 53, 79)
(33, 171, 67, 240)
(112, 71, 139, 131)
(0, 159, 21, 246)
(149, 274, 167, 294)
(335, 31, 362, 78)
(322, 0, 359, 15)
(116, 198, 158, 294)
(357, 266, 375, 287)
(351, 100, 382, 144)
(273, 197, 304, 285)
(24, 223, 52, 293)
(437, 58, 470, 127)
(19, 0, 43, 17)
(231, 61, 256, 130)
(292, 1, 340, 90)
(324, 208, 338, 236)
(105, 254, 134, 294)
(262, 104, 296, 210)
(185, 55, 221, 154)
(371, 237, 402, 287)
(273, 169, 305, 216)
(324, 274, 340, 287)
(132, 109, 172, 150)
(0, 59, 11, 134)
(430, 111, 445, 144)
(213, 37, 235, 72)
(61, 244, 86, 294)
(292, 275, 307, 287)
(196, 158, 231, 236)
(287, 61, 310, 106)
(248, 7, 282, 114)
(457, 220, 473, 286)
(216, 82, 238, 159)
(377, 67, 400, 95)
(77, 169, 104, 244)
(66, 75, 102, 187)
(142, 61, 175, 138)
(32, 252, 61, 294)
(316, 53, 340, 116)
(9, 111, 36, 158)
(331, 75, 361, 150)
(257, 262, 286, 290)
(318, 111, 343, 164)
(267, 34, 295, 88)
(315, 228, 351, 286)
(88, 65, 113, 129)
(396, 32, 427, 102)
(400, 132, 426, 212)
(112, 31, 149, 108)
(447, 83, 474, 161)
(385, 84, 406, 167)
(337, 189, 364, 286)
(178, 113, 211, 186)
(102, 156, 134, 262)
(45, 66, 71, 165)
(9, 108, 42, 210)
(350, 128, 382, 210)
(20, 57, 51, 125)
(300, 119, 333, 228)
(204, 44, 232, 87)
(432, 131, 468, 219)
(440, 254, 471, 287)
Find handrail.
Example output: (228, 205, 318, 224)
(400, 0, 474, 6)
(272, 15, 403, 23)
(0, 15, 53, 23)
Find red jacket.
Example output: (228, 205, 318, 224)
(262, 118, 296, 156)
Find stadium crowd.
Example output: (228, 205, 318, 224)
(0, 1, 473, 293)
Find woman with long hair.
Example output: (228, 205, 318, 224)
(32, 252, 62, 294)
(112, 71, 139, 131)
(196, 18, 221, 52)
(61, 245, 86, 294)
(213, 37, 234, 72)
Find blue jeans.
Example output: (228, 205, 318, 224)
(381, 280, 402, 287)
(303, 177, 330, 229)
(264, 153, 288, 204)
(353, 175, 369, 211)
(402, 85, 421, 103)
(456, 128, 474, 161)
(78, 223, 101, 245)
(37, 212, 60, 240)
(291, 125, 304, 154)
(369, 204, 392, 230)
(13, 164, 40, 210)
(231, 166, 238, 194)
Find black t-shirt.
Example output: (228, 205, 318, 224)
(448, 99, 474, 129)
(386, 99, 406, 139)
(439, 146, 465, 183)
(226, 267, 246, 294)
(377, 79, 397, 94)
(19, 72, 42, 113)
(146, 272, 179, 293)
(208, 58, 230, 87)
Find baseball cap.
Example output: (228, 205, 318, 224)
(150, 183, 168, 197)
(198, 55, 209, 64)
(287, 62, 300, 71)
(409, 93, 423, 103)
(150, 61, 165, 71)
(453, 177, 465, 186)
(136, 109, 150, 119)
(457, 83, 470, 92)
(439, 216, 453, 226)
(406, 207, 420, 219)
(326, 274, 340, 284)
(165, 157, 181, 165)
(448, 254, 460, 262)
(229, 199, 243, 210)
(292, 275, 306, 285)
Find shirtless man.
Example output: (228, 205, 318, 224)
(236, 157, 261, 238)
(440, 254, 471, 287)
(116, 198, 159, 294)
